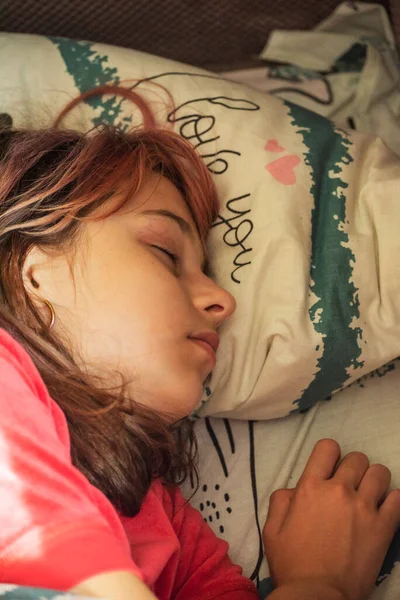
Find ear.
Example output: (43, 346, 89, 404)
(22, 245, 51, 301)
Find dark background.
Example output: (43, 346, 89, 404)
(0, 0, 397, 71)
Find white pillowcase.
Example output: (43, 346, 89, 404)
(1, 32, 400, 419)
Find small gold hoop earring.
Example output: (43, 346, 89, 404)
(43, 299, 55, 330)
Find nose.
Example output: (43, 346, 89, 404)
(192, 275, 236, 329)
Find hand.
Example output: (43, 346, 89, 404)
(263, 439, 400, 600)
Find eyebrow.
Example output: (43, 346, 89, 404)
(141, 209, 209, 273)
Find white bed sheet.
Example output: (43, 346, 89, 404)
(182, 358, 400, 598)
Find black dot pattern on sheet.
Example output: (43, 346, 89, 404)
(197, 482, 232, 537)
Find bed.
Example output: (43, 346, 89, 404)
(1, 2, 400, 599)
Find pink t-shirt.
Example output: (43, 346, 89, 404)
(0, 329, 258, 600)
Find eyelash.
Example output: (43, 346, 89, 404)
(152, 245, 180, 268)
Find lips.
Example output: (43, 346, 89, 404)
(189, 331, 220, 353)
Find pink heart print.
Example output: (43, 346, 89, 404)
(264, 139, 286, 153)
(265, 155, 301, 185)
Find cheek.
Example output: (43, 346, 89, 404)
(80, 220, 188, 319)
(78, 253, 189, 350)
(69, 225, 194, 370)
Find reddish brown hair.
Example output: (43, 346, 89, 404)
(0, 88, 219, 516)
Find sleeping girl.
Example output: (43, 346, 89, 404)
(0, 89, 398, 600)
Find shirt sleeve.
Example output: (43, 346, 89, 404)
(0, 330, 141, 590)
(166, 485, 260, 600)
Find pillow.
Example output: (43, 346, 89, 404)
(1, 32, 400, 420)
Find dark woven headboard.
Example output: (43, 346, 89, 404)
(1, 0, 397, 71)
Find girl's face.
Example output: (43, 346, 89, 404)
(25, 174, 236, 418)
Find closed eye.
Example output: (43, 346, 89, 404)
(152, 245, 180, 267)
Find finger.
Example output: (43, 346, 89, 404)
(298, 439, 341, 484)
(333, 452, 370, 489)
(358, 464, 391, 507)
(264, 488, 294, 537)
(379, 489, 400, 533)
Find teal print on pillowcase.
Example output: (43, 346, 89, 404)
(48, 37, 363, 413)
(286, 102, 363, 413)
(48, 38, 132, 130)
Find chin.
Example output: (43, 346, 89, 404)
(149, 373, 206, 419)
